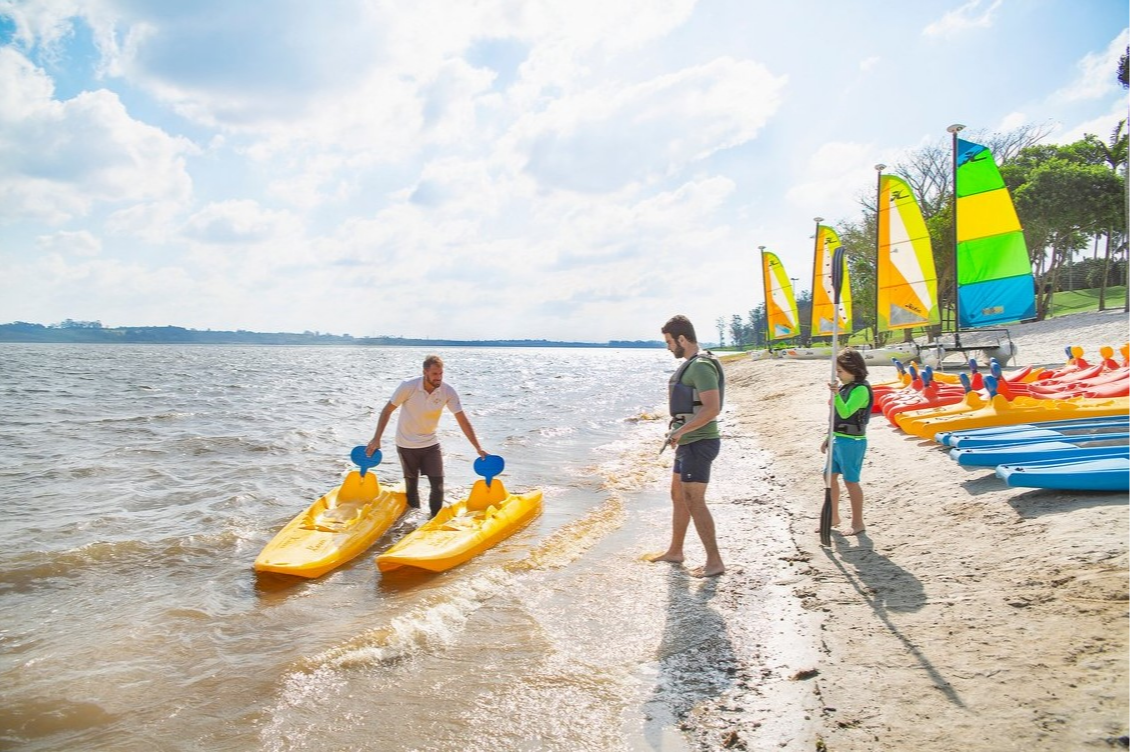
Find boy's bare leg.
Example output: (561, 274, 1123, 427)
(842, 480, 865, 534)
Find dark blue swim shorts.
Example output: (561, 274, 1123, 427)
(673, 438, 721, 484)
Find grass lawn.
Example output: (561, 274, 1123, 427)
(718, 285, 1127, 351)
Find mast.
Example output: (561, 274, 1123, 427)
(812, 216, 823, 344)
(873, 164, 885, 347)
(758, 245, 769, 347)
(947, 123, 965, 346)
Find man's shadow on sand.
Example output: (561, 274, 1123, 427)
(643, 567, 736, 750)
(825, 533, 966, 708)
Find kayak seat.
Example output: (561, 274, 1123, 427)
(466, 479, 508, 511)
(338, 470, 380, 504)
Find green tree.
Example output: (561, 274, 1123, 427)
(1013, 157, 1125, 318)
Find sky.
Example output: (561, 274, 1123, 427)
(0, 1, 1127, 343)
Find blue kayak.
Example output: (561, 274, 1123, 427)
(995, 456, 1131, 492)
(936, 416, 1130, 447)
(949, 439, 1129, 467)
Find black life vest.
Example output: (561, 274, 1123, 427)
(668, 351, 725, 426)
(833, 381, 873, 437)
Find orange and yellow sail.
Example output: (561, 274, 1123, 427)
(761, 249, 800, 340)
(877, 175, 940, 331)
(810, 224, 852, 336)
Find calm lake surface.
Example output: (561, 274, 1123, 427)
(0, 344, 744, 751)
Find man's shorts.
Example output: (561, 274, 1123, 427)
(830, 437, 867, 483)
(397, 444, 443, 479)
(673, 438, 721, 484)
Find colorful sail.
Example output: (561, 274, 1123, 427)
(954, 138, 1035, 327)
(877, 175, 939, 331)
(810, 224, 852, 336)
(761, 249, 800, 340)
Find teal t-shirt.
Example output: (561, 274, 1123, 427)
(675, 358, 722, 444)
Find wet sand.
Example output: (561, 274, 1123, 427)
(672, 309, 1129, 750)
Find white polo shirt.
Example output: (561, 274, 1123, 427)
(390, 377, 463, 449)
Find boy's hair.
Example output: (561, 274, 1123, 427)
(423, 354, 444, 370)
(837, 349, 868, 382)
(661, 315, 697, 343)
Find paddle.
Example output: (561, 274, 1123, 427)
(820, 246, 847, 547)
(659, 428, 676, 455)
(350, 445, 382, 477)
(473, 453, 505, 487)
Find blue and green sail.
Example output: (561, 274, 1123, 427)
(954, 138, 1035, 327)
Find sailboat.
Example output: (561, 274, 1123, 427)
(876, 168, 940, 334)
(864, 167, 941, 366)
(786, 218, 916, 365)
(810, 220, 853, 338)
(923, 124, 1035, 367)
(752, 247, 800, 359)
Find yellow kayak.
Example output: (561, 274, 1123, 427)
(254, 470, 407, 578)
(896, 394, 1130, 439)
(376, 479, 542, 573)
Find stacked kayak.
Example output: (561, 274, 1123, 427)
(896, 390, 1129, 440)
(376, 478, 542, 573)
(255, 470, 408, 578)
(934, 416, 1130, 491)
(995, 457, 1130, 491)
(938, 416, 1131, 448)
(948, 436, 1129, 467)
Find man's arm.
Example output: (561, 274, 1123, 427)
(453, 411, 487, 458)
(366, 402, 398, 456)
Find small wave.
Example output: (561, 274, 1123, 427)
(302, 569, 511, 674)
(0, 532, 242, 592)
(506, 495, 626, 573)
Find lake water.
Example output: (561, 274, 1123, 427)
(0, 344, 745, 751)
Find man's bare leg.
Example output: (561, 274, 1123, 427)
(681, 481, 724, 578)
(647, 473, 690, 564)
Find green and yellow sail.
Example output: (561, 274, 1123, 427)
(954, 137, 1035, 327)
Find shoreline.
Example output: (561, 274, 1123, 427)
(679, 310, 1129, 750)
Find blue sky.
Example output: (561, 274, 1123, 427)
(0, 0, 1127, 343)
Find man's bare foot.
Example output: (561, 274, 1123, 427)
(841, 525, 865, 536)
(689, 565, 724, 578)
(815, 518, 841, 533)
(647, 552, 684, 564)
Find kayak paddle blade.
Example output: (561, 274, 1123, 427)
(350, 445, 382, 477)
(819, 490, 833, 547)
(473, 454, 505, 487)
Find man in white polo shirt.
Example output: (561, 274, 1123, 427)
(366, 355, 487, 517)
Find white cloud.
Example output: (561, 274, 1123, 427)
(0, 48, 195, 224)
(922, 0, 1003, 39)
(1052, 29, 1130, 103)
(1050, 100, 1130, 145)
(516, 57, 786, 193)
(36, 229, 102, 257)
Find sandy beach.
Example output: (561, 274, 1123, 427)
(671, 309, 1129, 751)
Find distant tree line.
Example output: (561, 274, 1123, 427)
(0, 320, 664, 348)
